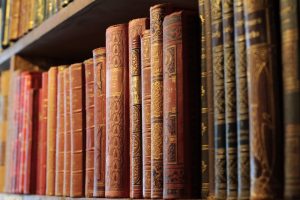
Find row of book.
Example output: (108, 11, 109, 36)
(200, 0, 299, 200)
(0, 0, 73, 50)
(0, 3, 202, 199)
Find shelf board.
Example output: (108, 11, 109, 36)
(0, 0, 197, 69)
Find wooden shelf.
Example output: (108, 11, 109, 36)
(0, 0, 197, 69)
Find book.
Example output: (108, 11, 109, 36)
(244, 0, 284, 199)
(70, 63, 85, 197)
(233, 0, 249, 199)
(35, 0, 45, 26)
(2, 0, 11, 47)
(281, 0, 300, 199)
(63, 67, 71, 197)
(93, 47, 106, 197)
(55, 67, 66, 196)
(105, 23, 129, 198)
(9, 0, 21, 41)
(36, 72, 48, 195)
(46, 66, 58, 196)
(141, 29, 151, 199)
(128, 17, 149, 199)
(84, 58, 95, 197)
(149, 4, 173, 198)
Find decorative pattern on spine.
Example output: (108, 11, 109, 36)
(105, 24, 129, 198)
(233, 0, 249, 199)
(9, 0, 21, 41)
(244, 0, 284, 199)
(129, 18, 149, 199)
(55, 67, 66, 196)
(70, 63, 86, 197)
(46, 67, 58, 196)
(281, 0, 300, 199)
(199, 0, 209, 198)
(141, 30, 151, 199)
(93, 47, 106, 197)
(84, 58, 95, 197)
(211, 0, 226, 198)
(150, 4, 173, 198)
(63, 68, 71, 197)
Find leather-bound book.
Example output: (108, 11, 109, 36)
(35, 0, 45, 26)
(244, 0, 284, 199)
(55, 67, 66, 196)
(105, 23, 129, 198)
(9, 0, 20, 41)
(46, 66, 58, 196)
(281, 0, 300, 199)
(2, 0, 11, 47)
(233, 0, 249, 199)
(211, 0, 226, 199)
(141, 30, 151, 199)
(84, 58, 95, 197)
(163, 11, 201, 199)
(63, 67, 71, 197)
(18, 0, 26, 38)
(93, 47, 106, 197)
(128, 17, 149, 199)
(70, 63, 86, 197)
(199, 0, 209, 198)
(149, 4, 173, 198)
(223, 0, 237, 199)
(36, 72, 48, 195)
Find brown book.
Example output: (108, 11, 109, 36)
(128, 18, 149, 199)
(105, 23, 129, 198)
(9, 0, 21, 41)
(244, 0, 284, 199)
(36, 72, 48, 195)
(63, 67, 71, 197)
(46, 67, 58, 196)
(84, 58, 95, 197)
(163, 11, 200, 199)
(141, 30, 151, 199)
(281, 0, 300, 199)
(149, 4, 173, 198)
(18, 0, 26, 38)
(70, 63, 86, 197)
(93, 47, 106, 197)
(55, 67, 66, 196)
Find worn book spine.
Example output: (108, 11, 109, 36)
(93, 47, 106, 197)
(199, 0, 209, 199)
(46, 67, 58, 196)
(28, 0, 36, 30)
(36, 72, 48, 195)
(18, 0, 27, 37)
(281, 0, 300, 199)
(244, 0, 284, 199)
(105, 23, 129, 198)
(233, 0, 249, 199)
(223, 0, 237, 199)
(2, 0, 11, 47)
(150, 4, 173, 198)
(211, 0, 226, 198)
(128, 18, 149, 199)
(163, 11, 200, 199)
(63, 68, 71, 197)
(70, 63, 86, 197)
(84, 58, 95, 197)
(55, 67, 65, 196)
(35, 0, 45, 26)
(9, 0, 20, 41)
(141, 30, 151, 199)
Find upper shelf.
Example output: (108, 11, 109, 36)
(0, 0, 197, 69)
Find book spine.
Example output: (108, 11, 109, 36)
(105, 23, 129, 198)
(211, 0, 226, 198)
(93, 47, 106, 197)
(128, 18, 149, 199)
(199, 0, 209, 199)
(9, 0, 21, 41)
(46, 67, 58, 196)
(281, 0, 300, 199)
(29, 0, 36, 30)
(63, 68, 71, 197)
(141, 30, 151, 199)
(233, 0, 249, 199)
(149, 4, 173, 198)
(70, 63, 85, 197)
(2, 0, 11, 47)
(244, 0, 284, 199)
(55, 67, 65, 196)
(35, 0, 45, 26)
(84, 58, 95, 198)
